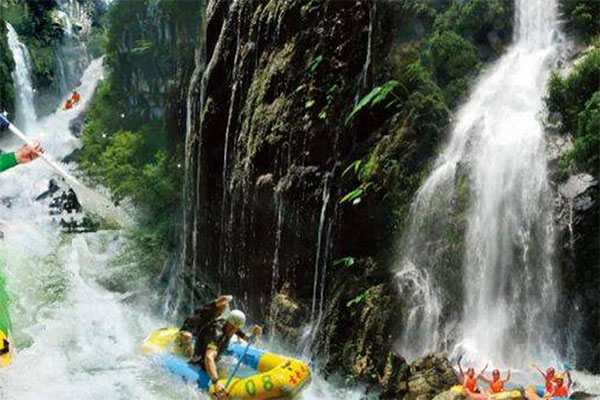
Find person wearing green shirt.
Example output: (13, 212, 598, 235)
(0, 113, 44, 171)
(0, 142, 44, 173)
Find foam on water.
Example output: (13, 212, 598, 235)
(0, 47, 361, 400)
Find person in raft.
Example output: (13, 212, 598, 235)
(63, 98, 73, 110)
(71, 90, 80, 104)
(479, 368, 511, 396)
(0, 141, 44, 173)
(458, 355, 489, 398)
(179, 295, 263, 398)
(531, 364, 557, 397)
(526, 364, 572, 399)
(546, 372, 571, 398)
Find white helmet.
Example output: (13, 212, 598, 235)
(226, 309, 246, 330)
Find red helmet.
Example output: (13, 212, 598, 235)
(492, 369, 500, 376)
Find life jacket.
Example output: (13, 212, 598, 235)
(553, 384, 568, 398)
(65, 100, 73, 109)
(490, 379, 504, 393)
(72, 93, 80, 103)
(464, 376, 478, 392)
(546, 377, 556, 392)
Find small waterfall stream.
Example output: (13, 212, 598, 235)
(6, 23, 37, 131)
(395, 0, 564, 367)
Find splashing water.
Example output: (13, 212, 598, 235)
(396, 0, 565, 368)
(6, 23, 37, 131)
(0, 37, 364, 400)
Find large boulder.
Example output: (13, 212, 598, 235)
(432, 390, 465, 400)
(405, 353, 460, 400)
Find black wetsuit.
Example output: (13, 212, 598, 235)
(182, 301, 248, 368)
(189, 319, 231, 367)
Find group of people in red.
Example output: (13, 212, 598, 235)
(63, 90, 81, 110)
(457, 356, 572, 400)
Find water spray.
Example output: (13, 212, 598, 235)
(0, 113, 132, 228)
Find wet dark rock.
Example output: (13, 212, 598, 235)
(59, 215, 99, 233)
(50, 188, 82, 215)
(69, 113, 85, 137)
(62, 148, 82, 164)
(35, 179, 60, 201)
(1, 197, 12, 208)
(552, 171, 599, 373)
(570, 391, 598, 400)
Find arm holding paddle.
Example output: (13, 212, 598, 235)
(480, 363, 489, 375)
(205, 346, 227, 398)
(16, 142, 44, 164)
(0, 142, 44, 173)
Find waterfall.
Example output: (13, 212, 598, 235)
(395, 0, 563, 366)
(6, 23, 37, 131)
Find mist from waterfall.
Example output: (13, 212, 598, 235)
(395, 0, 563, 367)
(6, 23, 37, 131)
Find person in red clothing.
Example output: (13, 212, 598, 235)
(64, 98, 73, 110)
(480, 368, 511, 395)
(71, 90, 80, 104)
(547, 373, 571, 398)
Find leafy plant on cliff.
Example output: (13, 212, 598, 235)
(547, 39, 600, 175)
(345, 80, 404, 125)
(558, 0, 600, 41)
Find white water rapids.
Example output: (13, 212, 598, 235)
(0, 25, 365, 400)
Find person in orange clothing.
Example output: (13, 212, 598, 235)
(64, 98, 73, 110)
(532, 364, 557, 396)
(71, 90, 80, 104)
(480, 368, 511, 395)
(458, 355, 488, 399)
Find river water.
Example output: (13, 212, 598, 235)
(0, 28, 365, 400)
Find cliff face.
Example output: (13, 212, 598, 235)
(185, 0, 373, 317)
(104, 0, 204, 143)
(183, 0, 515, 389)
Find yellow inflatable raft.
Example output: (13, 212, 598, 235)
(451, 385, 522, 400)
(142, 327, 311, 399)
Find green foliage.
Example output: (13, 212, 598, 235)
(334, 257, 356, 268)
(562, 91, 600, 174)
(429, 30, 480, 84)
(547, 39, 600, 175)
(80, 79, 184, 264)
(436, 0, 514, 55)
(345, 80, 403, 125)
(308, 55, 323, 72)
(558, 0, 600, 41)
(547, 46, 600, 133)
(346, 287, 375, 308)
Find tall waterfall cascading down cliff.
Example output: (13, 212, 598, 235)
(396, 0, 563, 366)
(6, 23, 37, 131)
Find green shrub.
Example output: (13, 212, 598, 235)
(559, 0, 600, 41)
(429, 30, 480, 84)
(547, 47, 600, 133)
(566, 90, 600, 174)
